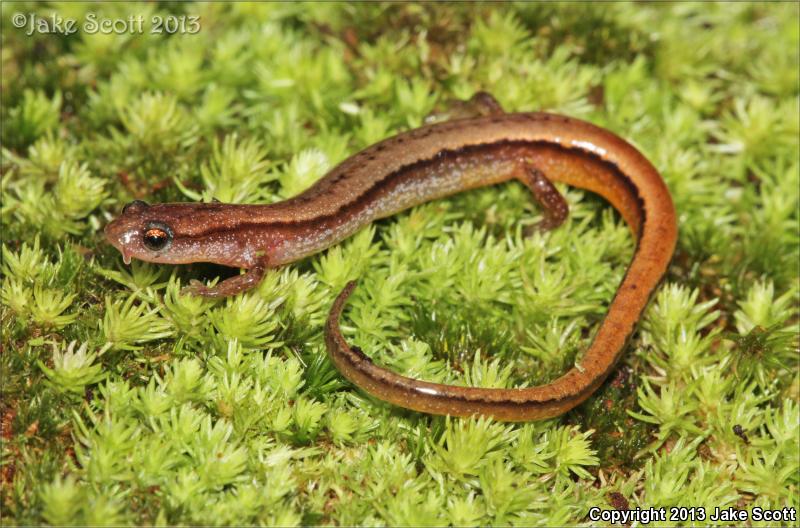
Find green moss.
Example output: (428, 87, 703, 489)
(567, 366, 655, 470)
(1, 2, 798, 525)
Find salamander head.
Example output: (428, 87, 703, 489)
(104, 200, 258, 267)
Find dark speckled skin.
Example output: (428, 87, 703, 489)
(106, 112, 677, 421)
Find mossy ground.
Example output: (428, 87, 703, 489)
(1, 2, 798, 526)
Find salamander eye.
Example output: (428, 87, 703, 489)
(142, 223, 172, 251)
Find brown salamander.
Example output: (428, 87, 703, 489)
(105, 95, 677, 421)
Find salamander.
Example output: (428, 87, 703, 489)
(105, 94, 677, 421)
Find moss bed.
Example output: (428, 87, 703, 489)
(1, 2, 798, 526)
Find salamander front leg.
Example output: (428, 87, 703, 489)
(425, 91, 506, 123)
(518, 165, 569, 233)
(182, 262, 267, 298)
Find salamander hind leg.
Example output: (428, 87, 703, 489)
(425, 91, 506, 123)
(182, 262, 266, 298)
(517, 165, 569, 234)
